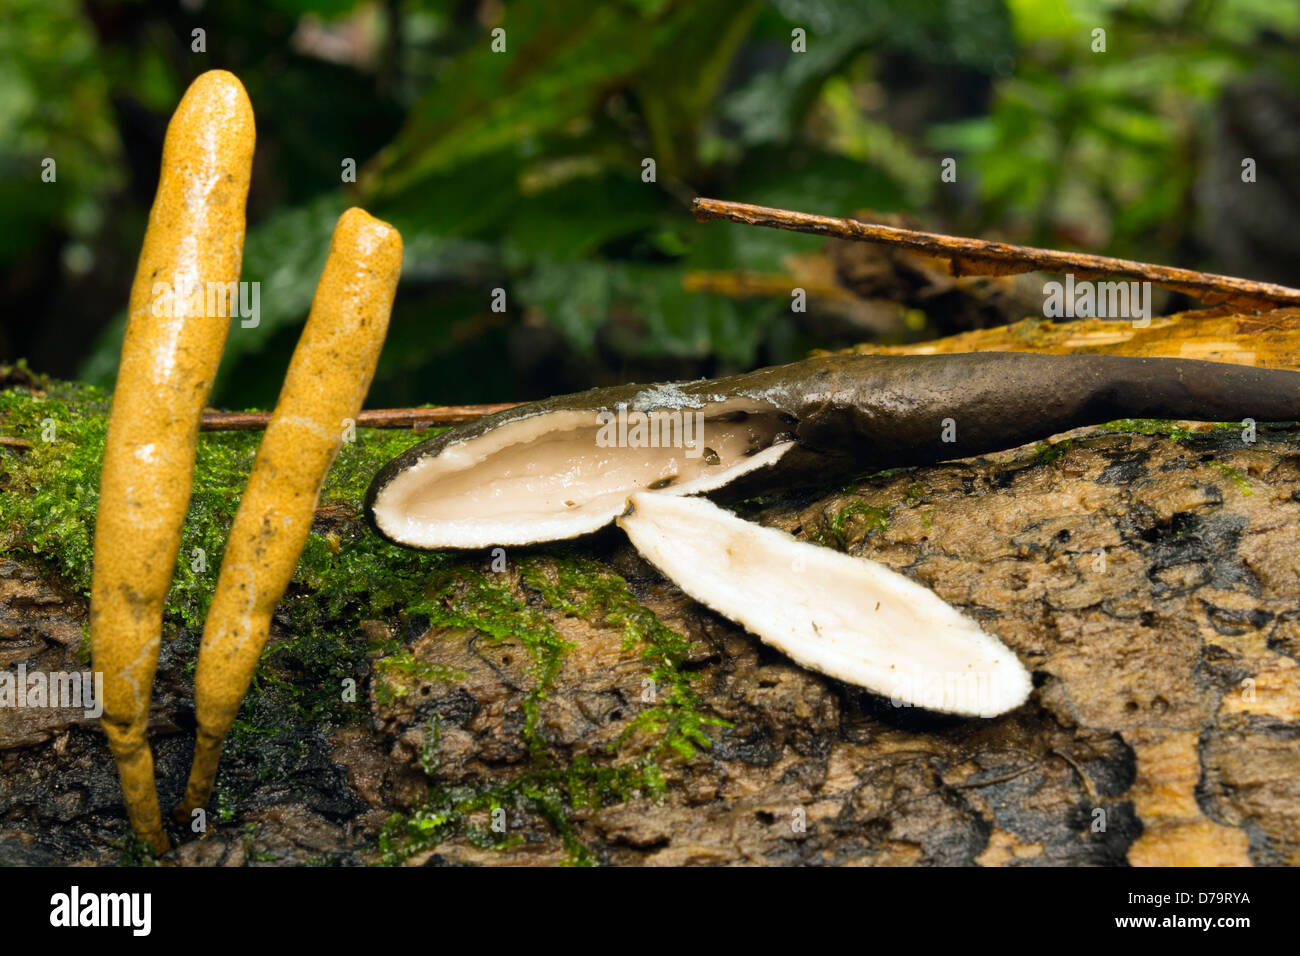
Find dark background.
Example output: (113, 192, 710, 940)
(3, 0, 1300, 409)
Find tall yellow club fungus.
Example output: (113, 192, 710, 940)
(177, 208, 403, 820)
(90, 70, 254, 854)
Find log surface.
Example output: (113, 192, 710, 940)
(2, 417, 1298, 865)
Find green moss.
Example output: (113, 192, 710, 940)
(0, 381, 456, 815)
(243, 823, 276, 863)
(521, 554, 727, 761)
(1099, 419, 1198, 441)
(319, 427, 443, 508)
(378, 746, 677, 866)
(822, 499, 890, 548)
(1209, 461, 1253, 496)
(0, 380, 113, 606)
(842, 467, 908, 494)
(113, 832, 162, 867)
(419, 714, 443, 777)
(374, 652, 464, 706)
(406, 564, 570, 764)
(0, 380, 436, 631)
(726, 495, 770, 515)
(378, 553, 727, 865)
(0, 380, 726, 865)
(214, 781, 237, 823)
(1033, 437, 1077, 465)
(1093, 422, 1250, 471)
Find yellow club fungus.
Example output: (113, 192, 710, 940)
(90, 70, 254, 854)
(177, 208, 403, 820)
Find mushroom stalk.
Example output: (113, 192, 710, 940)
(366, 352, 1300, 550)
(618, 493, 1031, 715)
(90, 71, 255, 853)
(176, 208, 402, 820)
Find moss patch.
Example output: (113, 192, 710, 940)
(377, 553, 729, 865)
(1, 374, 728, 865)
(1033, 437, 1078, 465)
(520, 555, 725, 761)
(1098, 419, 1241, 442)
(1209, 461, 1253, 496)
(0, 378, 452, 827)
(819, 499, 891, 549)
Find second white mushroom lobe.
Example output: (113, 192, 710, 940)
(616, 492, 1032, 717)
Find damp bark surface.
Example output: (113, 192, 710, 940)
(3, 388, 1300, 865)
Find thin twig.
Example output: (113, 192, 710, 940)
(692, 197, 1300, 311)
(200, 403, 520, 432)
(683, 270, 856, 301)
(1051, 748, 1100, 804)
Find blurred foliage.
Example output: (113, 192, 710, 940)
(2, 0, 1300, 408)
(0, 0, 121, 266)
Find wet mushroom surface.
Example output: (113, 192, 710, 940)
(368, 399, 797, 548)
(366, 352, 1300, 551)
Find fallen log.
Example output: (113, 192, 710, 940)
(2, 374, 1297, 865)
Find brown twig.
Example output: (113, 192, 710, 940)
(692, 197, 1300, 311)
(200, 403, 520, 431)
(683, 270, 857, 301)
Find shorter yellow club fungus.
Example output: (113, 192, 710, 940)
(177, 208, 403, 821)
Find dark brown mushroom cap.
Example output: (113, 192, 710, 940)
(365, 352, 1300, 548)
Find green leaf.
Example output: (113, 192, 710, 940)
(365, 1, 663, 199)
(633, 0, 762, 176)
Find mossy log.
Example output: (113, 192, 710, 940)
(1, 367, 1299, 866)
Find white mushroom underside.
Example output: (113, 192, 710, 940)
(372, 401, 795, 548)
(617, 493, 1032, 717)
